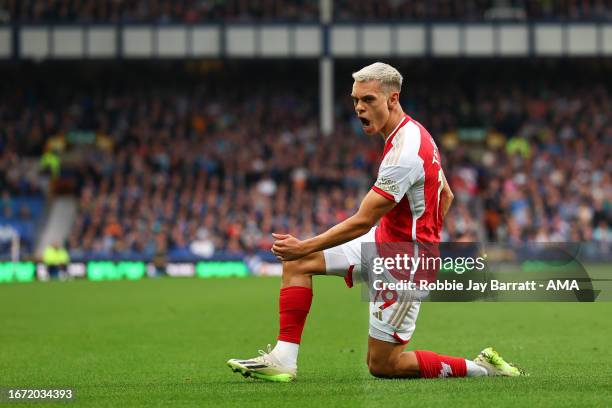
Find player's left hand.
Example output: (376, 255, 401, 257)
(271, 233, 307, 261)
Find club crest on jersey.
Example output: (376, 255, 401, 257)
(375, 177, 399, 194)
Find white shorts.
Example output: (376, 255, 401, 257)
(323, 227, 421, 345)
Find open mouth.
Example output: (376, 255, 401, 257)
(359, 117, 371, 126)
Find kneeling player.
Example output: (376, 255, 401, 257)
(227, 62, 524, 381)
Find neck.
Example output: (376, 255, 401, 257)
(380, 109, 406, 142)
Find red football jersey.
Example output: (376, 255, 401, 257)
(371, 114, 445, 244)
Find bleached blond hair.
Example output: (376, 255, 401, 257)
(352, 62, 403, 94)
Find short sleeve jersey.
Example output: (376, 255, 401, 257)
(371, 114, 445, 244)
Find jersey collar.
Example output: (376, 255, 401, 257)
(383, 114, 410, 157)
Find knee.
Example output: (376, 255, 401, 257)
(282, 259, 308, 277)
(367, 358, 396, 378)
(281, 258, 311, 285)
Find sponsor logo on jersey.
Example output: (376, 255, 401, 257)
(375, 177, 399, 194)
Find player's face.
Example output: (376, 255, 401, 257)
(351, 80, 391, 136)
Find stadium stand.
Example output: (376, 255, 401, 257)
(0, 0, 319, 23)
(0, 156, 46, 256)
(333, 0, 612, 20)
(3, 0, 611, 23)
(0, 60, 609, 261)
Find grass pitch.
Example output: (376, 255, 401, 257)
(1, 277, 611, 407)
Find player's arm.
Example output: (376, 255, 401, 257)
(271, 190, 395, 261)
(440, 170, 454, 218)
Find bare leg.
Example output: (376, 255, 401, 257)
(367, 336, 420, 378)
(281, 251, 327, 288)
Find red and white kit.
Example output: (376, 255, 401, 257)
(324, 114, 444, 344)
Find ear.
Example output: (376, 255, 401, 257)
(387, 91, 399, 109)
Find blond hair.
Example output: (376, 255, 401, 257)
(352, 62, 403, 93)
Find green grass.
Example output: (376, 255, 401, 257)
(1, 277, 611, 407)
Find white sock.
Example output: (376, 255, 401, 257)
(465, 359, 489, 377)
(271, 341, 299, 368)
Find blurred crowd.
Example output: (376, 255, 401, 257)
(63, 88, 377, 258)
(425, 85, 610, 244)
(0, 0, 319, 23)
(334, 0, 612, 21)
(1, 0, 610, 22)
(0, 62, 610, 259)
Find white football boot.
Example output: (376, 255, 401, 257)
(227, 345, 296, 382)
